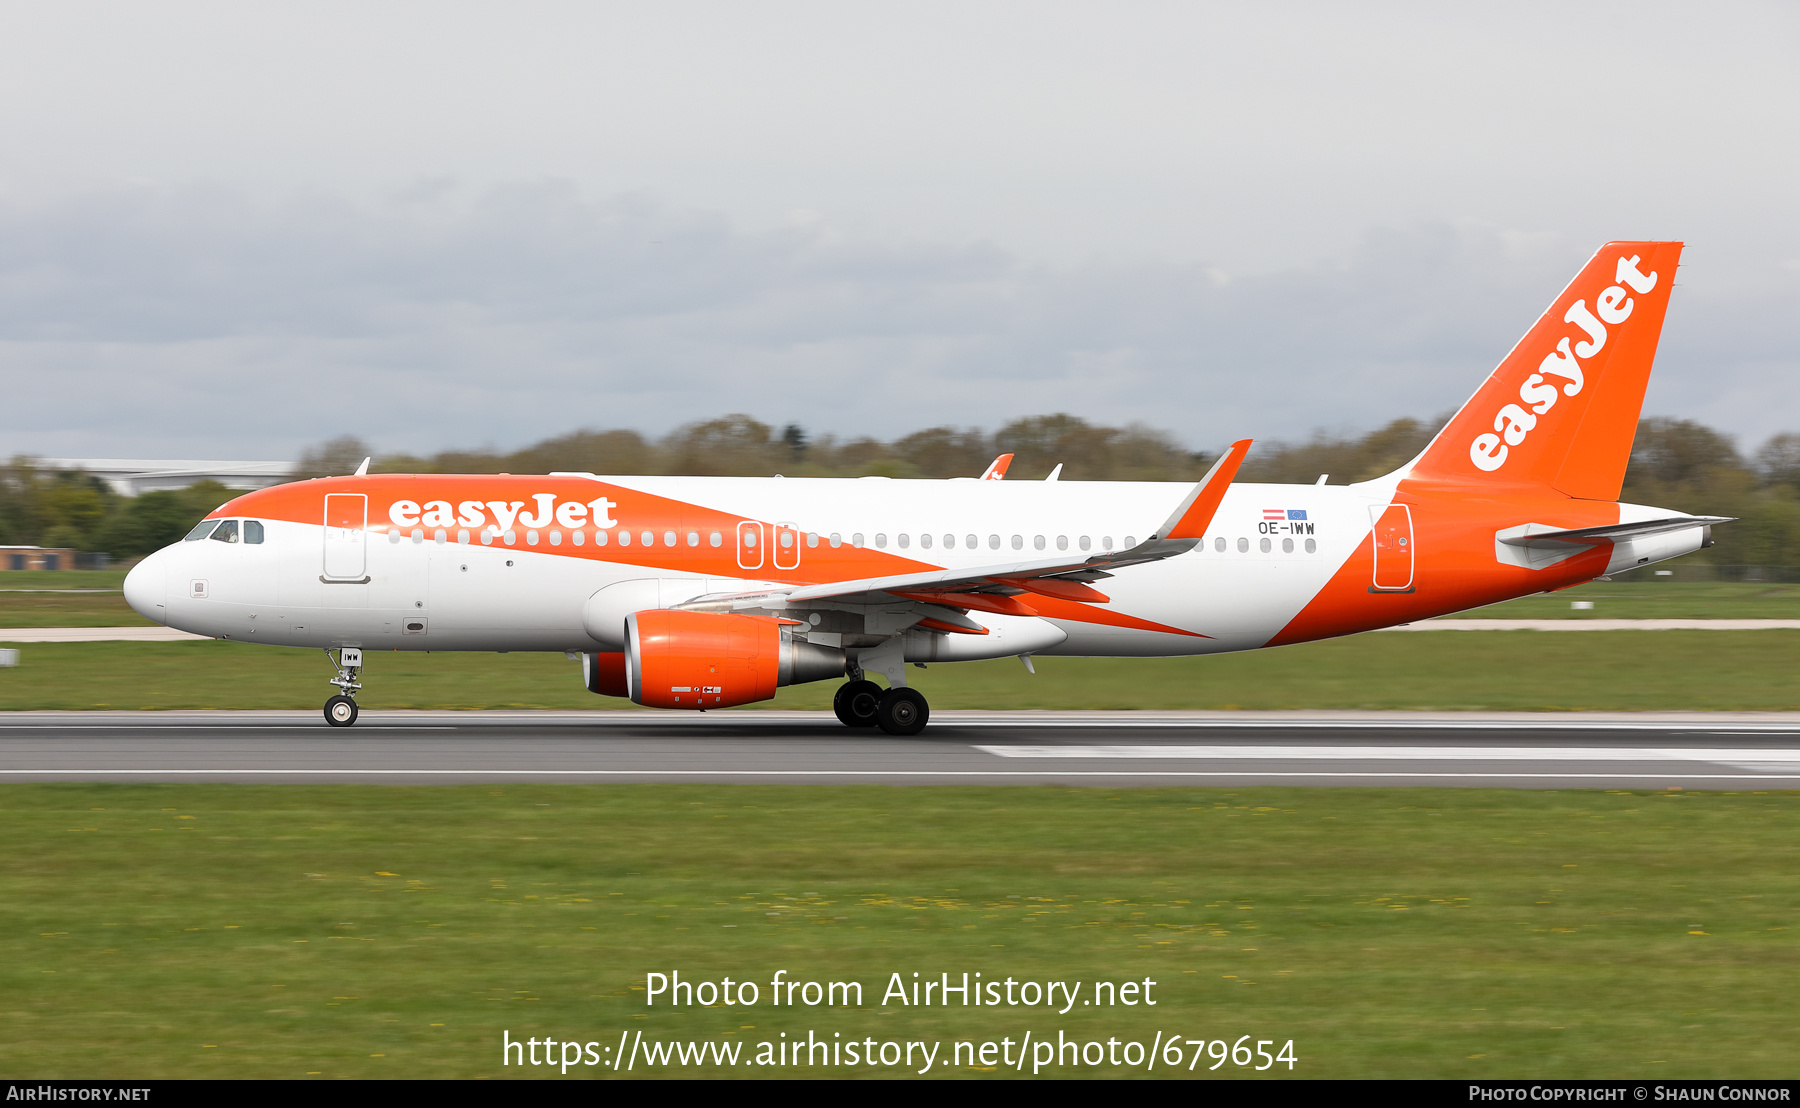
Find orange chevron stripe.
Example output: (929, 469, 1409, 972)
(1023, 595, 1208, 638)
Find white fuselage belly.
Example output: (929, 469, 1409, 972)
(144, 477, 1381, 656)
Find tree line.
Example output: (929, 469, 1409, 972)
(5, 414, 1799, 567)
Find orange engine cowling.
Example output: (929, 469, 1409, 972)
(624, 609, 845, 709)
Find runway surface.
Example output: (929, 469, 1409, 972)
(3, 710, 1800, 788)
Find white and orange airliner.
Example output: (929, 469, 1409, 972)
(124, 241, 1723, 733)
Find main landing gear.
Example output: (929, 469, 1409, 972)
(833, 675, 929, 736)
(323, 647, 363, 727)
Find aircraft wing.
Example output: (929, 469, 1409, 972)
(676, 440, 1252, 614)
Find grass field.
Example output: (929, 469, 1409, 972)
(1454, 580, 1800, 620)
(5, 573, 1800, 629)
(2, 783, 1793, 1079)
(2, 630, 1798, 712)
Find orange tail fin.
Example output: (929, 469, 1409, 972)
(1408, 240, 1683, 501)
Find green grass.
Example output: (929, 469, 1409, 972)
(2, 784, 1794, 1078)
(0, 569, 146, 628)
(0, 569, 129, 591)
(2, 632, 1798, 712)
(1456, 580, 1800, 620)
(0, 589, 148, 627)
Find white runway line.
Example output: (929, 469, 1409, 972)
(0, 626, 208, 642)
(2, 769, 1798, 780)
(974, 745, 1800, 772)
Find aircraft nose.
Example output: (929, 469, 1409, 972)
(123, 553, 167, 625)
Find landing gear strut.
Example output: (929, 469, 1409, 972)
(833, 650, 930, 735)
(323, 647, 363, 727)
(833, 679, 930, 736)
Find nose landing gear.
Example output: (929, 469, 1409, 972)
(323, 647, 363, 727)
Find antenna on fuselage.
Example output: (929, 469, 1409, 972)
(1045, 464, 1063, 481)
(354, 457, 371, 477)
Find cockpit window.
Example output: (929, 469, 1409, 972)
(184, 520, 221, 541)
(210, 519, 240, 543)
(243, 520, 265, 544)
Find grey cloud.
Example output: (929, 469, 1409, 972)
(1, 184, 1794, 459)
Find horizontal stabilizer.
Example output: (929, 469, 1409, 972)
(1498, 515, 1732, 549)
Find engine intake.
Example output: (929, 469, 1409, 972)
(624, 609, 845, 709)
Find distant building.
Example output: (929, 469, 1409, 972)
(33, 459, 295, 497)
(1, 546, 80, 571)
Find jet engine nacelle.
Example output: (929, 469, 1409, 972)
(580, 651, 629, 697)
(624, 609, 845, 709)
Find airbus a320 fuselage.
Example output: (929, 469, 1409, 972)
(123, 240, 1720, 733)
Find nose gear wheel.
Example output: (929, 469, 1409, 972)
(324, 694, 359, 727)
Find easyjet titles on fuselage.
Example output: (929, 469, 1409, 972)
(388, 494, 618, 536)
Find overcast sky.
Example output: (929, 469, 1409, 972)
(1, 2, 1796, 461)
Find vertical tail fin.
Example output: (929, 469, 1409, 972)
(1408, 240, 1683, 500)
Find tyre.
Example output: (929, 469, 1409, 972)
(833, 680, 883, 728)
(324, 694, 359, 727)
(874, 687, 929, 736)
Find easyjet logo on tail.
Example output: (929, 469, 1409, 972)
(1468, 255, 1659, 473)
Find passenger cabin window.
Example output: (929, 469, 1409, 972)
(210, 520, 240, 544)
(243, 520, 265, 544)
(185, 520, 220, 541)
